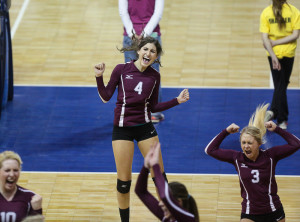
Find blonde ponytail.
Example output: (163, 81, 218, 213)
(240, 103, 269, 145)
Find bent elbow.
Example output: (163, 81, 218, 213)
(205, 147, 212, 155)
(97, 93, 108, 103)
(100, 97, 108, 103)
(134, 188, 141, 196)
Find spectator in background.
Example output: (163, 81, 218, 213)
(260, 0, 300, 129)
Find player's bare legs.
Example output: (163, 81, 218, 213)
(138, 136, 165, 176)
(112, 140, 134, 210)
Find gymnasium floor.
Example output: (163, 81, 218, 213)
(1, 0, 300, 221)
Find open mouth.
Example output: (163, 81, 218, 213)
(245, 150, 251, 155)
(143, 56, 150, 64)
(6, 179, 15, 184)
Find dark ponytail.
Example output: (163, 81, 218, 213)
(272, 0, 288, 30)
(169, 182, 200, 222)
(187, 195, 200, 222)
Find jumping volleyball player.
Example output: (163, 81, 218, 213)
(94, 36, 190, 222)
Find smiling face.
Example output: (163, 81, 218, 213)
(136, 43, 158, 71)
(0, 159, 20, 193)
(240, 133, 261, 161)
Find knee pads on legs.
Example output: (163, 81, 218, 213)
(117, 179, 132, 194)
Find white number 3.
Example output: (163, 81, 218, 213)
(134, 82, 143, 95)
(251, 170, 259, 183)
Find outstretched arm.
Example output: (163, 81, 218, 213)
(135, 144, 166, 220)
(135, 165, 164, 220)
(149, 143, 196, 221)
(150, 89, 189, 113)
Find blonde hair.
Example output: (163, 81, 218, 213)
(240, 104, 269, 145)
(0, 151, 23, 169)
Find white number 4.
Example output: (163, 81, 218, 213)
(134, 82, 143, 95)
(251, 170, 259, 183)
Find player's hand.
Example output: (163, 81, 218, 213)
(94, 63, 105, 77)
(226, 123, 240, 134)
(149, 142, 160, 167)
(31, 194, 42, 210)
(265, 121, 276, 132)
(177, 89, 189, 104)
(144, 142, 160, 169)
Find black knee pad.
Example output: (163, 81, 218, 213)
(117, 179, 132, 194)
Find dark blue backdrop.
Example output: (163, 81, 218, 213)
(0, 86, 299, 175)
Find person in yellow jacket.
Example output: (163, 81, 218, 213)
(260, 0, 300, 130)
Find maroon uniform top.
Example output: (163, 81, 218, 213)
(0, 185, 42, 222)
(135, 164, 196, 222)
(205, 127, 300, 215)
(96, 61, 179, 126)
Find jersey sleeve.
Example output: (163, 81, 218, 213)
(260, 8, 270, 33)
(135, 166, 164, 220)
(152, 164, 196, 222)
(292, 5, 300, 30)
(28, 208, 43, 216)
(148, 73, 179, 112)
(118, 0, 135, 37)
(205, 129, 238, 164)
(267, 127, 300, 161)
(95, 64, 123, 103)
(151, 98, 179, 112)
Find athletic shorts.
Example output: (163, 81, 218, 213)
(112, 122, 158, 142)
(241, 206, 285, 222)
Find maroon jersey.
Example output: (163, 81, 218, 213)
(135, 165, 196, 222)
(205, 127, 300, 215)
(0, 185, 42, 222)
(96, 61, 178, 126)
